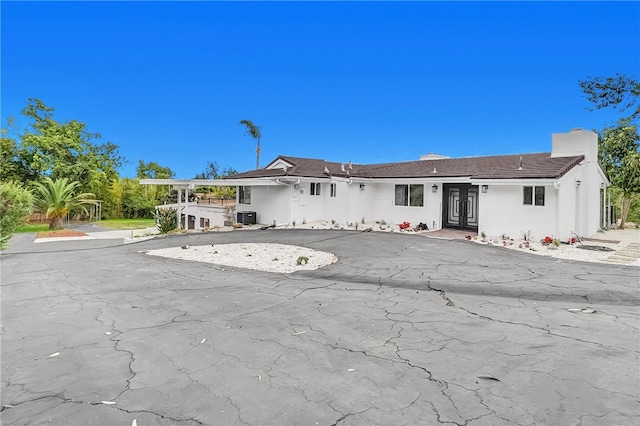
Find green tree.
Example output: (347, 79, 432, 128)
(33, 177, 99, 230)
(121, 178, 155, 218)
(0, 118, 25, 182)
(137, 160, 174, 179)
(0, 181, 34, 249)
(581, 75, 640, 227)
(2, 99, 124, 195)
(194, 161, 237, 199)
(599, 119, 640, 228)
(137, 160, 173, 208)
(194, 161, 221, 180)
(579, 74, 640, 119)
(103, 179, 124, 219)
(239, 119, 262, 169)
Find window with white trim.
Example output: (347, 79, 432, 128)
(239, 186, 251, 204)
(394, 184, 424, 207)
(330, 183, 337, 197)
(310, 182, 321, 196)
(523, 186, 545, 206)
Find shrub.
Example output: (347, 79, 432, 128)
(541, 236, 554, 246)
(0, 181, 34, 249)
(153, 207, 177, 234)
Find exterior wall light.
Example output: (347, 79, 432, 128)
(432, 184, 438, 193)
(359, 184, 365, 190)
(575, 180, 582, 187)
(481, 185, 489, 193)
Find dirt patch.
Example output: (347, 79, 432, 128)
(37, 229, 89, 238)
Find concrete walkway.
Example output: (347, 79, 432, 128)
(605, 242, 640, 265)
(1, 230, 638, 425)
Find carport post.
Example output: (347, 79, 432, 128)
(185, 187, 189, 230)
(176, 187, 182, 230)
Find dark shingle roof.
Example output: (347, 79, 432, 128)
(228, 153, 584, 180)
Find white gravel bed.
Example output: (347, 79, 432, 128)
(146, 243, 338, 273)
(472, 228, 639, 266)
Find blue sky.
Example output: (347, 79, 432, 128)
(2, 1, 638, 178)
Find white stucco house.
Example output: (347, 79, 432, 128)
(142, 129, 610, 241)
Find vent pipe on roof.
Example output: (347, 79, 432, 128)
(348, 161, 353, 169)
(518, 156, 523, 170)
(432, 167, 437, 173)
(341, 164, 345, 172)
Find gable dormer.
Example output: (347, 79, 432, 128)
(266, 157, 295, 171)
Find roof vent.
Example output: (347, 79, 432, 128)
(518, 156, 523, 170)
(420, 153, 450, 161)
(432, 167, 437, 173)
(341, 164, 345, 172)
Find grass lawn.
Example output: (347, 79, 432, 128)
(15, 223, 50, 233)
(98, 218, 156, 230)
(16, 218, 156, 233)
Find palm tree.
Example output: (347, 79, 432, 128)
(33, 177, 98, 230)
(239, 119, 262, 169)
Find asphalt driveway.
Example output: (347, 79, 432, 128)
(1, 230, 638, 425)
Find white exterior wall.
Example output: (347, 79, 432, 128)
(238, 185, 289, 225)
(368, 182, 442, 229)
(555, 172, 578, 241)
(553, 164, 606, 240)
(196, 205, 229, 228)
(290, 181, 325, 224)
(477, 185, 558, 240)
(345, 182, 376, 225)
(551, 129, 606, 238)
(321, 181, 350, 224)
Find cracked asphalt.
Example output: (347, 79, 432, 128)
(1, 230, 639, 425)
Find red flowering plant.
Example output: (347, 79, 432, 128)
(540, 236, 554, 246)
(399, 221, 411, 229)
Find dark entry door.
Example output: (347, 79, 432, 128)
(443, 184, 479, 231)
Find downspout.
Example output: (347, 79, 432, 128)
(608, 190, 612, 228)
(553, 180, 561, 240)
(346, 179, 354, 225)
(601, 184, 605, 229)
(288, 182, 293, 227)
(603, 184, 609, 229)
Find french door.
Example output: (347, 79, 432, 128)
(443, 184, 479, 231)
